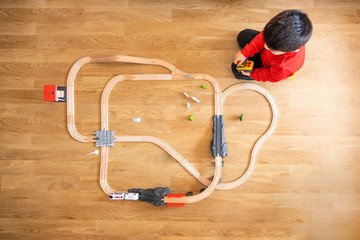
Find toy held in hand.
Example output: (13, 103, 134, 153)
(236, 59, 254, 73)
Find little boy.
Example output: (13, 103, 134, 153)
(232, 9, 313, 82)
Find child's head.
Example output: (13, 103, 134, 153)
(263, 10, 313, 52)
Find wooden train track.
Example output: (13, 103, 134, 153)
(67, 55, 279, 204)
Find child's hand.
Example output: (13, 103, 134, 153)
(241, 70, 251, 76)
(234, 51, 246, 66)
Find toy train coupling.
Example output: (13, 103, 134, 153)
(108, 192, 139, 200)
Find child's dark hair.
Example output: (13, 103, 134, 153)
(263, 10, 313, 52)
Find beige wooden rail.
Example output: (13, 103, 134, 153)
(67, 55, 279, 204)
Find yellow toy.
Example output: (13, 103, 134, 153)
(236, 59, 254, 72)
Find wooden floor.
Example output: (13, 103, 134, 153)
(1, 0, 360, 239)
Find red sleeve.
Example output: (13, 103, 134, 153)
(241, 31, 265, 58)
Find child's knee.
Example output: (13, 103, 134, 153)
(237, 29, 260, 48)
(237, 29, 251, 40)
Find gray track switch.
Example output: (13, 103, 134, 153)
(210, 115, 228, 158)
(95, 130, 114, 147)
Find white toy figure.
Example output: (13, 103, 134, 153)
(184, 92, 189, 98)
(132, 117, 141, 123)
(191, 96, 200, 103)
(87, 150, 99, 155)
(187, 102, 190, 108)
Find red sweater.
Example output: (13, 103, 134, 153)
(241, 31, 305, 82)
